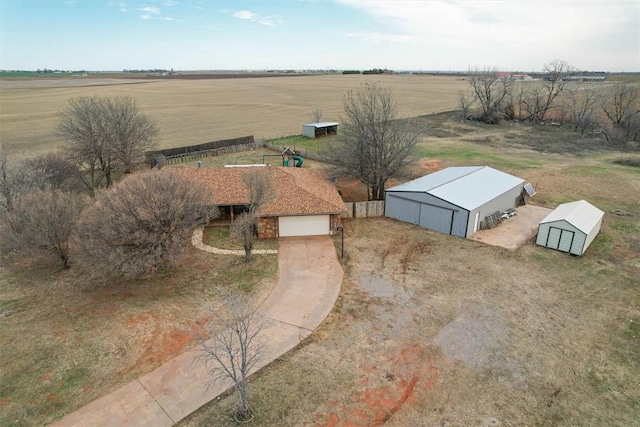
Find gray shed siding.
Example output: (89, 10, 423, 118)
(536, 221, 587, 255)
(385, 192, 468, 237)
(302, 125, 316, 138)
(466, 183, 524, 236)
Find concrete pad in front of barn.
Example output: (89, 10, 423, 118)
(469, 205, 552, 249)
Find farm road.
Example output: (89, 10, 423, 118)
(51, 236, 343, 427)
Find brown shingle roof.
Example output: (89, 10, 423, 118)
(169, 166, 347, 216)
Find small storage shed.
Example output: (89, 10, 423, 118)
(385, 166, 524, 237)
(303, 122, 339, 138)
(536, 200, 604, 256)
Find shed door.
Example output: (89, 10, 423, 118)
(419, 205, 455, 235)
(546, 226, 575, 253)
(546, 227, 562, 248)
(558, 229, 575, 253)
(278, 215, 330, 237)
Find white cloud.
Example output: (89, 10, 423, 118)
(259, 15, 283, 27)
(140, 13, 152, 20)
(139, 6, 161, 14)
(334, 0, 640, 70)
(233, 10, 257, 20)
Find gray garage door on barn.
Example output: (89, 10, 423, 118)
(536, 200, 604, 256)
(385, 166, 524, 237)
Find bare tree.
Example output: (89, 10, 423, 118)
(1, 190, 89, 269)
(600, 83, 640, 147)
(312, 108, 323, 123)
(104, 96, 159, 173)
(195, 289, 269, 421)
(329, 82, 419, 200)
(467, 67, 512, 124)
(458, 92, 473, 122)
(231, 168, 275, 261)
(23, 153, 78, 191)
(74, 170, 216, 278)
(0, 145, 31, 213)
(57, 96, 158, 193)
(566, 84, 599, 135)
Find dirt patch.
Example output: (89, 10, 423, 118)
(419, 158, 443, 173)
(317, 344, 442, 427)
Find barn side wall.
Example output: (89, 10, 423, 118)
(385, 191, 468, 237)
(466, 183, 524, 237)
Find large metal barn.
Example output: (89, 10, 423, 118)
(385, 166, 525, 237)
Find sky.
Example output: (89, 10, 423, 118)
(0, 0, 638, 72)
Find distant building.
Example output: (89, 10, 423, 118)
(302, 122, 339, 138)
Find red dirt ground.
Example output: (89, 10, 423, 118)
(316, 344, 444, 426)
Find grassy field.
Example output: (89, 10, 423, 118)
(1, 88, 639, 425)
(179, 115, 640, 426)
(0, 74, 466, 155)
(0, 240, 278, 426)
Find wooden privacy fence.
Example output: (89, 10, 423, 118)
(160, 143, 259, 165)
(146, 135, 256, 165)
(342, 201, 385, 219)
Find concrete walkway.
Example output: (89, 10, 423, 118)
(52, 236, 342, 427)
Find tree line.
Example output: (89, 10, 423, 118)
(462, 60, 640, 148)
(0, 96, 216, 278)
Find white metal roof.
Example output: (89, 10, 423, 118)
(303, 122, 339, 128)
(387, 166, 524, 211)
(539, 200, 604, 233)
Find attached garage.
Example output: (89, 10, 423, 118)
(385, 166, 524, 237)
(278, 215, 330, 237)
(536, 200, 604, 256)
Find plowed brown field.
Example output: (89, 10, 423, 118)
(0, 74, 466, 154)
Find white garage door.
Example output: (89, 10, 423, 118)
(278, 215, 330, 237)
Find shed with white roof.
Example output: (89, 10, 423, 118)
(536, 200, 604, 256)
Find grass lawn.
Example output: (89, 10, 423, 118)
(0, 245, 278, 426)
(202, 226, 279, 251)
(167, 147, 326, 170)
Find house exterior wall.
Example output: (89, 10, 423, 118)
(258, 216, 278, 239)
(466, 183, 524, 236)
(385, 192, 468, 237)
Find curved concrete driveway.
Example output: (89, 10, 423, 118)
(52, 236, 342, 427)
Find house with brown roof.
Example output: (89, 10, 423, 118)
(173, 166, 347, 238)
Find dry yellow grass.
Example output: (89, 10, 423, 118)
(0, 75, 466, 155)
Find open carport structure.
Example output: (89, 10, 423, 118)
(385, 166, 524, 237)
